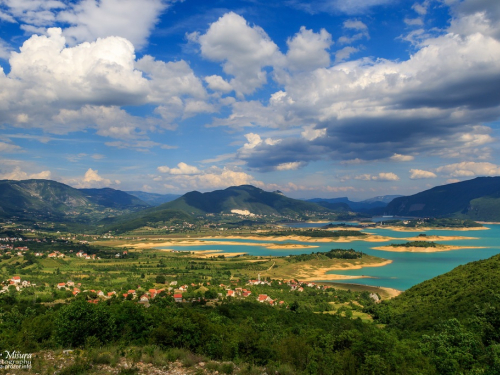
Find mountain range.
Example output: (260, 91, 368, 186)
(4, 177, 500, 228)
(0, 179, 149, 223)
(125, 191, 180, 206)
(384, 177, 500, 220)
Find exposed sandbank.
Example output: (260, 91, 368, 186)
(376, 226, 489, 232)
(292, 259, 393, 282)
(405, 235, 478, 241)
(205, 234, 394, 243)
(372, 245, 485, 253)
(179, 250, 248, 258)
(120, 239, 319, 251)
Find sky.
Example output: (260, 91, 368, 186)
(0, 0, 499, 200)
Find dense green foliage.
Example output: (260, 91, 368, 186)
(286, 249, 363, 262)
(385, 176, 500, 220)
(371, 253, 500, 334)
(390, 241, 437, 248)
(0, 296, 434, 374)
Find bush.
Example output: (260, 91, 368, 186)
(59, 358, 91, 375)
(54, 301, 116, 348)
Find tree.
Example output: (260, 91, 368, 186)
(54, 301, 116, 347)
(290, 301, 299, 312)
(155, 275, 166, 284)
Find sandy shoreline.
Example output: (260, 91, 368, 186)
(372, 245, 485, 253)
(405, 235, 478, 241)
(293, 259, 393, 282)
(377, 226, 489, 232)
(182, 250, 248, 258)
(120, 239, 319, 251)
(205, 234, 394, 243)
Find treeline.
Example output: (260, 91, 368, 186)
(286, 249, 363, 262)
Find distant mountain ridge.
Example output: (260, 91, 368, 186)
(126, 191, 180, 206)
(0, 179, 149, 223)
(308, 195, 403, 213)
(385, 177, 500, 220)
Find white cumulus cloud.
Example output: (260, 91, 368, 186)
(0, 166, 51, 180)
(57, 0, 169, 49)
(436, 162, 500, 177)
(286, 27, 332, 71)
(391, 153, 415, 162)
(196, 12, 284, 96)
(65, 168, 119, 188)
(157, 162, 201, 175)
(409, 169, 437, 179)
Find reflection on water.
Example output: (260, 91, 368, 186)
(162, 223, 500, 291)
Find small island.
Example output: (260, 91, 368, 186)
(376, 218, 487, 231)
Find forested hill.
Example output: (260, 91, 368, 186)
(384, 176, 500, 220)
(0, 179, 149, 222)
(372, 252, 500, 333)
(157, 185, 334, 216)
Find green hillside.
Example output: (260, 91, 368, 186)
(385, 176, 500, 219)
(372, 253, 500, 334)
(160, 185, 333, 216)
(103, 208, 195, 233)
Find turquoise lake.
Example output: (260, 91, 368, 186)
(162, 224, 500, 291)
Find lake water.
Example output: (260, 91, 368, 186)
(162, 224, 500, 291)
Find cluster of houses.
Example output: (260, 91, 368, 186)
(0, 276, 35, 293)
(226, 288, 252, 298)
(76, 251, 100, 260)
(53, 280, 189, 305)
(0, 245, 29, 257)
(257, 294, 286, 306)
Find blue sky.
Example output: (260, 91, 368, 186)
(0, 0, 499, 200)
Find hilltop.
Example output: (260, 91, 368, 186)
(385, 176, 500, 220)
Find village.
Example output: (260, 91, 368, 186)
(0, 272, 380, 310)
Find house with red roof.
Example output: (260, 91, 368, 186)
(174, 293, 183, 302)
(257, 294, 271, 303)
